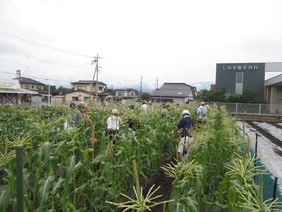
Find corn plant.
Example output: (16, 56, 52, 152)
(166, 104, 281, 211)
(106, 160, 173, 211)
(1, 103, 280, 211)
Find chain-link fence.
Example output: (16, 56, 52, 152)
(216, 102, 282, 115)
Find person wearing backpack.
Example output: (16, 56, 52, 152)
(196, 102, 208, 125)
(171, 110, 195, 160)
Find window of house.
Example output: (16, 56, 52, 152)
(77, 86, 86, 90)
(84, 97, 89, 102)
(25, 85, 29, 89)
(72, 97, 79, 101)
(99, 86, 103, 91)
(117, 91, 123, 96)
(131, 92, 135, 96)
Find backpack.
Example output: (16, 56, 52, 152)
(199, 106, 207, 117)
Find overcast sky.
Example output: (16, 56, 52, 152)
(1, 0, 282, 90)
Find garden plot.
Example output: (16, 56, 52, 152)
(237, 121, 282, 194)
(253, 121, 282, 141)
(277, 123, 282, 127)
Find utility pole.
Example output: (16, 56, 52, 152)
(90, 53, 102, 102)
(140, 76, 143, 97)
(16, 70, 21, 78)
(45, 79, 50, 106)
(95, 53, 99, 102)
(155, 77, 159, 89)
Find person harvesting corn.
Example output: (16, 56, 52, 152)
(64, 103, 82, 130)
(196, 102, 208, 121)
(171, 109, 195, 160)
(106, 109, 122, 143)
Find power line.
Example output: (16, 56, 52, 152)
(0, 43, 91, 69)
(0, 31, 93, 58)
(0, 57, 28, 67)
(0, 70, 16, 76)
(0, 70, 71, 84)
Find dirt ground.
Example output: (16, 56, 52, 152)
(143, 160, 175, 212)
(246, 121, 282, 149)
(147, 121, 282, 211)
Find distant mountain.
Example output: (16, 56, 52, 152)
(113, 81, 214, 93)
(190, 81, 214, 91)
(113, 83, 154, 93)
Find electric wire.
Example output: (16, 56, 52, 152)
(0, 43, 91, 68)
(0, 31, 93, 58)
(0, 57, 27, 67)
(0, 31, 150, 88)
(0, 70, 73, 84)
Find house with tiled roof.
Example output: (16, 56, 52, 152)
(113, 88, 138, 102)
(14, 76, 50, 105)
(151, 83, 197, 104)
(64, 80, 113, 104)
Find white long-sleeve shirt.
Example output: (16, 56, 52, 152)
(107, 115, 122, 130)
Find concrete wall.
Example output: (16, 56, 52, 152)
(232, 113, 282, 122)
(51, 96, 66, 106)
(216, 63, 265, 100)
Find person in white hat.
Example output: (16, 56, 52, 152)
(196, 101, 208, 126)
(141, 101, 148, 111)
(171, 109, 195, 160)
(106, 109, 122, 143)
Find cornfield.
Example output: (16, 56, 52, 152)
(0, 103, 281, 211)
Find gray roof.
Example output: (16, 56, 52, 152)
(71, 80, 107, 86)
(66, 89, 111, 96)
(151, 83, 196, 98)
(114, 88, 136, 91)
(265, 73, 282, 86)
(0, 88, 38, 94)
(14, 77, 45, 85)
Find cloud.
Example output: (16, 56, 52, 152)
(1, 0, 282, 89)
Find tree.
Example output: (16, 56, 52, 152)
(105, 88, 115, 95)
(198, 89, 226, 102)
(197, 89, 260, 103)
(226, 93, 240, 102)
(141, 92, 151, 102)
(238, 90, 259, 103)
(57, 86, 73, 95)
(44, 85, 56, 94)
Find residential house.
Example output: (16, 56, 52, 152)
(151, 83, 196, 104)
(15, 77, 45, 91)
(114, 88, 138, 103)
(51, 95, 66, 106)
(14, 77, 49, 105)
(65, 80, 113, 104)
(0, 79, 38, 105)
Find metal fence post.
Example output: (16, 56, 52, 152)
(254, 132, 258, 182)
(255, 132, 258, 158)
(16, 145, 24, 212)
(273, 177, 278, 202)
(259, 104, 261, 114)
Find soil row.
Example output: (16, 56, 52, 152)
(246, 121, 282, 149)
